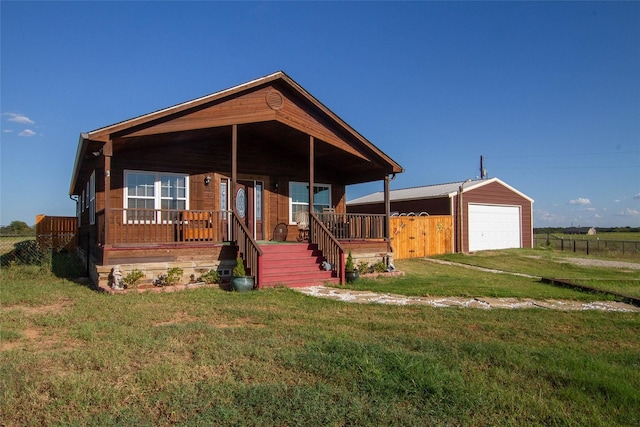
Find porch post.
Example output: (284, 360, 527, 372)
(384, 174, 391, 240)
(103, 140, 113, 249)
(308, 135, 314, 241)
(231, 124, 237, 215)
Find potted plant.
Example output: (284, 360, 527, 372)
(231, 257, 254, 292)
(345, 250, 358, 283)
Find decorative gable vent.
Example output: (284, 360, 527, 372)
(266, 90, 284, 110)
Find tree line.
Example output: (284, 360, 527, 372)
(0, 221, 35, 236)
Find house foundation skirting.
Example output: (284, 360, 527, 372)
(78, 243, 237, 289)
(93, 259, 236, 290)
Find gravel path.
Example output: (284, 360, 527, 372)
(561, 257, 640, 270)
(295, 256, 640, 312)
(296, 285, 640, 312)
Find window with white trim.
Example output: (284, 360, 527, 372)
(124, 170, 189, 222)
(89, 171, 96, 225)
(289, 182, 331, 224)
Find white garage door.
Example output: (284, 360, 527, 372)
(468, 204, 521, 252)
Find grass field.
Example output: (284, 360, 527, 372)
(344, 249, 640, 300)
(0, 235, 35, 256)
(1, 252, 639, 426)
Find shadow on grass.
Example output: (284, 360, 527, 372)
(1, 239, 91, 289)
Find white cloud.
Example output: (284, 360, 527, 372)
(584, 208, 596, 212)
(4, 113, 35, 125)
(616, 208, 640, 216)
(18, 129, 36, 137)
(2, 129, 13, 133)
(634, 194, 640, 200)
(569, 198, 591, 205)
(536, 209, 564, 223)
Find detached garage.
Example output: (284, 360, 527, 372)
(347, 177, 534, 254)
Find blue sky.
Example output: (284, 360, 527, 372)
(1, 1, 639, 228)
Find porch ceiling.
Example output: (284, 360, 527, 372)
(114, 121, 395, 185)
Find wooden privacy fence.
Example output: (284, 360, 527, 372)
(390, 215, 453, 259)
(35, 215, 77, 252)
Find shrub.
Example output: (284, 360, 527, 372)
(233, 257, 246, 277)
(345, 251, 355, 273)
(123, 269, 144, 289)
(357, 260, 370, 274)
(198, 269, 220, 284)
(166, 267, 183, 285)
(373, 260, 387, 273)
(154, 267, 183, 287)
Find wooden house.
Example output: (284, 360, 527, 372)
(347, 177, 533, 253)
(69, 71, 403, 288)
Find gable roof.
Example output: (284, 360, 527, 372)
(70, 71, 403, 194)
(347, 177, 533, 205)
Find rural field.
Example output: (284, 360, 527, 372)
(1, 250, 639, 426)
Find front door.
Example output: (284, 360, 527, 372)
(236, 180, 264, 240)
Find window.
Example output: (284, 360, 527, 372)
(89, 171, 96, 225)
(124, 170, 189, 222)
(289, 182, 331, 223)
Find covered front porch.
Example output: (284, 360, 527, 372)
(89, 208, 389, 288)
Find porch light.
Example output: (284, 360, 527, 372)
(204, 176, 211, 186)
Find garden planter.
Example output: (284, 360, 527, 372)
(231, 276, 255, 292)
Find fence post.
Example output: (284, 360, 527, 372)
(586, 240, 589, 255)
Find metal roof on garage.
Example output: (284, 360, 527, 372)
(347, 177, 533, 205)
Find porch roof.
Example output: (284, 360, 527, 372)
(70, 71, 403, 195)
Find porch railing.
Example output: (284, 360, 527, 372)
(102, 209, 230, 245)
(231, 213, 263, 287)
(309, 212, 344, 284)
(316, 212, 386, 240)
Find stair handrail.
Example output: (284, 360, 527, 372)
(309, 212, 345, 284)
(231, 213, 263, 287)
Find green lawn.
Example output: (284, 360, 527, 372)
(431, 249, 640, 298)
(344, 249, 639, 301)
(1, 255, 639, 426)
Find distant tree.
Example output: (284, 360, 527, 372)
(1, 220, 35, 236)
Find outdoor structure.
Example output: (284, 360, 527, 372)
(565, 227, 597, 235)
(347, 177, 533, 253)
(69, 71, 403, 288)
